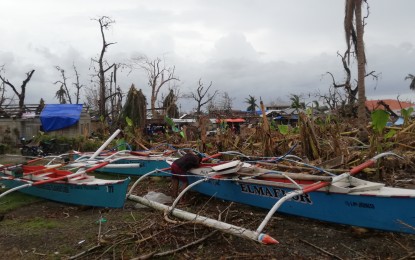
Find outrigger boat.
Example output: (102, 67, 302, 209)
(128, 152, 415, 245)
(0, 129, 131, 208)
(0, 162, 130, 208)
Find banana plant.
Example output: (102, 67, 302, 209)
(401, 107, 414, 127)
(370, 110, 395, 154)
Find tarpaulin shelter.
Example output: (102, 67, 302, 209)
(40, 104, 83, 132)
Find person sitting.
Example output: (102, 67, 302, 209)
(170, 152, 202, 197)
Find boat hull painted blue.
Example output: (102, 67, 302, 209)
(0, 177, 130, 208)
(187, 176, 415, 234)
(95, 159, 170, 176)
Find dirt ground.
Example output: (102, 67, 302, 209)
(1, 177, 414, 260)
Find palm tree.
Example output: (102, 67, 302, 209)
(345, 0, 368, 139)
(312, 100, 320, 111)
(290, 94, 305, 111)
(55, 86, 67, 104)
(405, 74, 415, 91)
(245, 95, 258, 113)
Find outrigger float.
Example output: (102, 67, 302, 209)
(127, 152, 415, 245)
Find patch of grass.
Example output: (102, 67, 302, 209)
(3, 217, 61, 230)
(20, 217, 60, 229)
(59, 244, 78, 255)
(121, 211, 146, 222)
(0, 188, 43, 214)
(1, 217, 61, 238)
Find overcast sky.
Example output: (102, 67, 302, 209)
(1, 0, 414, 112)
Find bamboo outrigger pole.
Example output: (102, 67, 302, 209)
(127, 161, 278, 245)
(89, 129, 121, 160)
(128, 193, 278, 245)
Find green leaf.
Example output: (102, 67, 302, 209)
(164, 116, 179, 132)
(384, 129, 396, 140)
(270, 119, 276, 131)
(401, 107, 414, 125)
(125, 116, 133, 127)
(401, 107, 414, 118)
(371, 110, 390, 134)
(306, 107, 312, 116)
(277, 124, 289, 135)
(325, 114, 331, 124)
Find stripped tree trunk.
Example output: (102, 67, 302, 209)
(299, 113, 320, 160)
(260, 100, 273, 157)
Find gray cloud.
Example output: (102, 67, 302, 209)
(1, 0, 414, 112)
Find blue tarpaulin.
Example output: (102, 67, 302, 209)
(40, 104, 83, 132)
(394, 117, 404, 126)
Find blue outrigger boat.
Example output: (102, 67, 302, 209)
(163, 152, 415, 240)
(0, 129, 132, 208)
(0, 162, 130, 208)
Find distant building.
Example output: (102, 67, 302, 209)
(265, 102, 291, 111)
(365, 99, 415, 117)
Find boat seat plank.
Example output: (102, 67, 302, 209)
(211, 160, 241, 171)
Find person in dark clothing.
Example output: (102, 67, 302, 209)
(171, 152, 202, 197)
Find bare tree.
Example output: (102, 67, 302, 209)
(204, 91, 234, 116)
(220, 92, 233, 113)
(325, 51, 378, 116)
(324, 51, 356, 116)
(206, 94, 217, 114)
(188, 79, 218, 116)
(104, 64, 123, 122)
(72, 64, 84, 104)
(84, 86, 100, 115)
(53, 66, 72, 104)
(0, 66, 35, 115)
(314, 87, 343, 111)
(53, 64, 84, 105)
(90, 16, 119, 120)
(0, 79, 6, 107)
(329, 52, 356, 103)
(134, 56, 179, 119)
